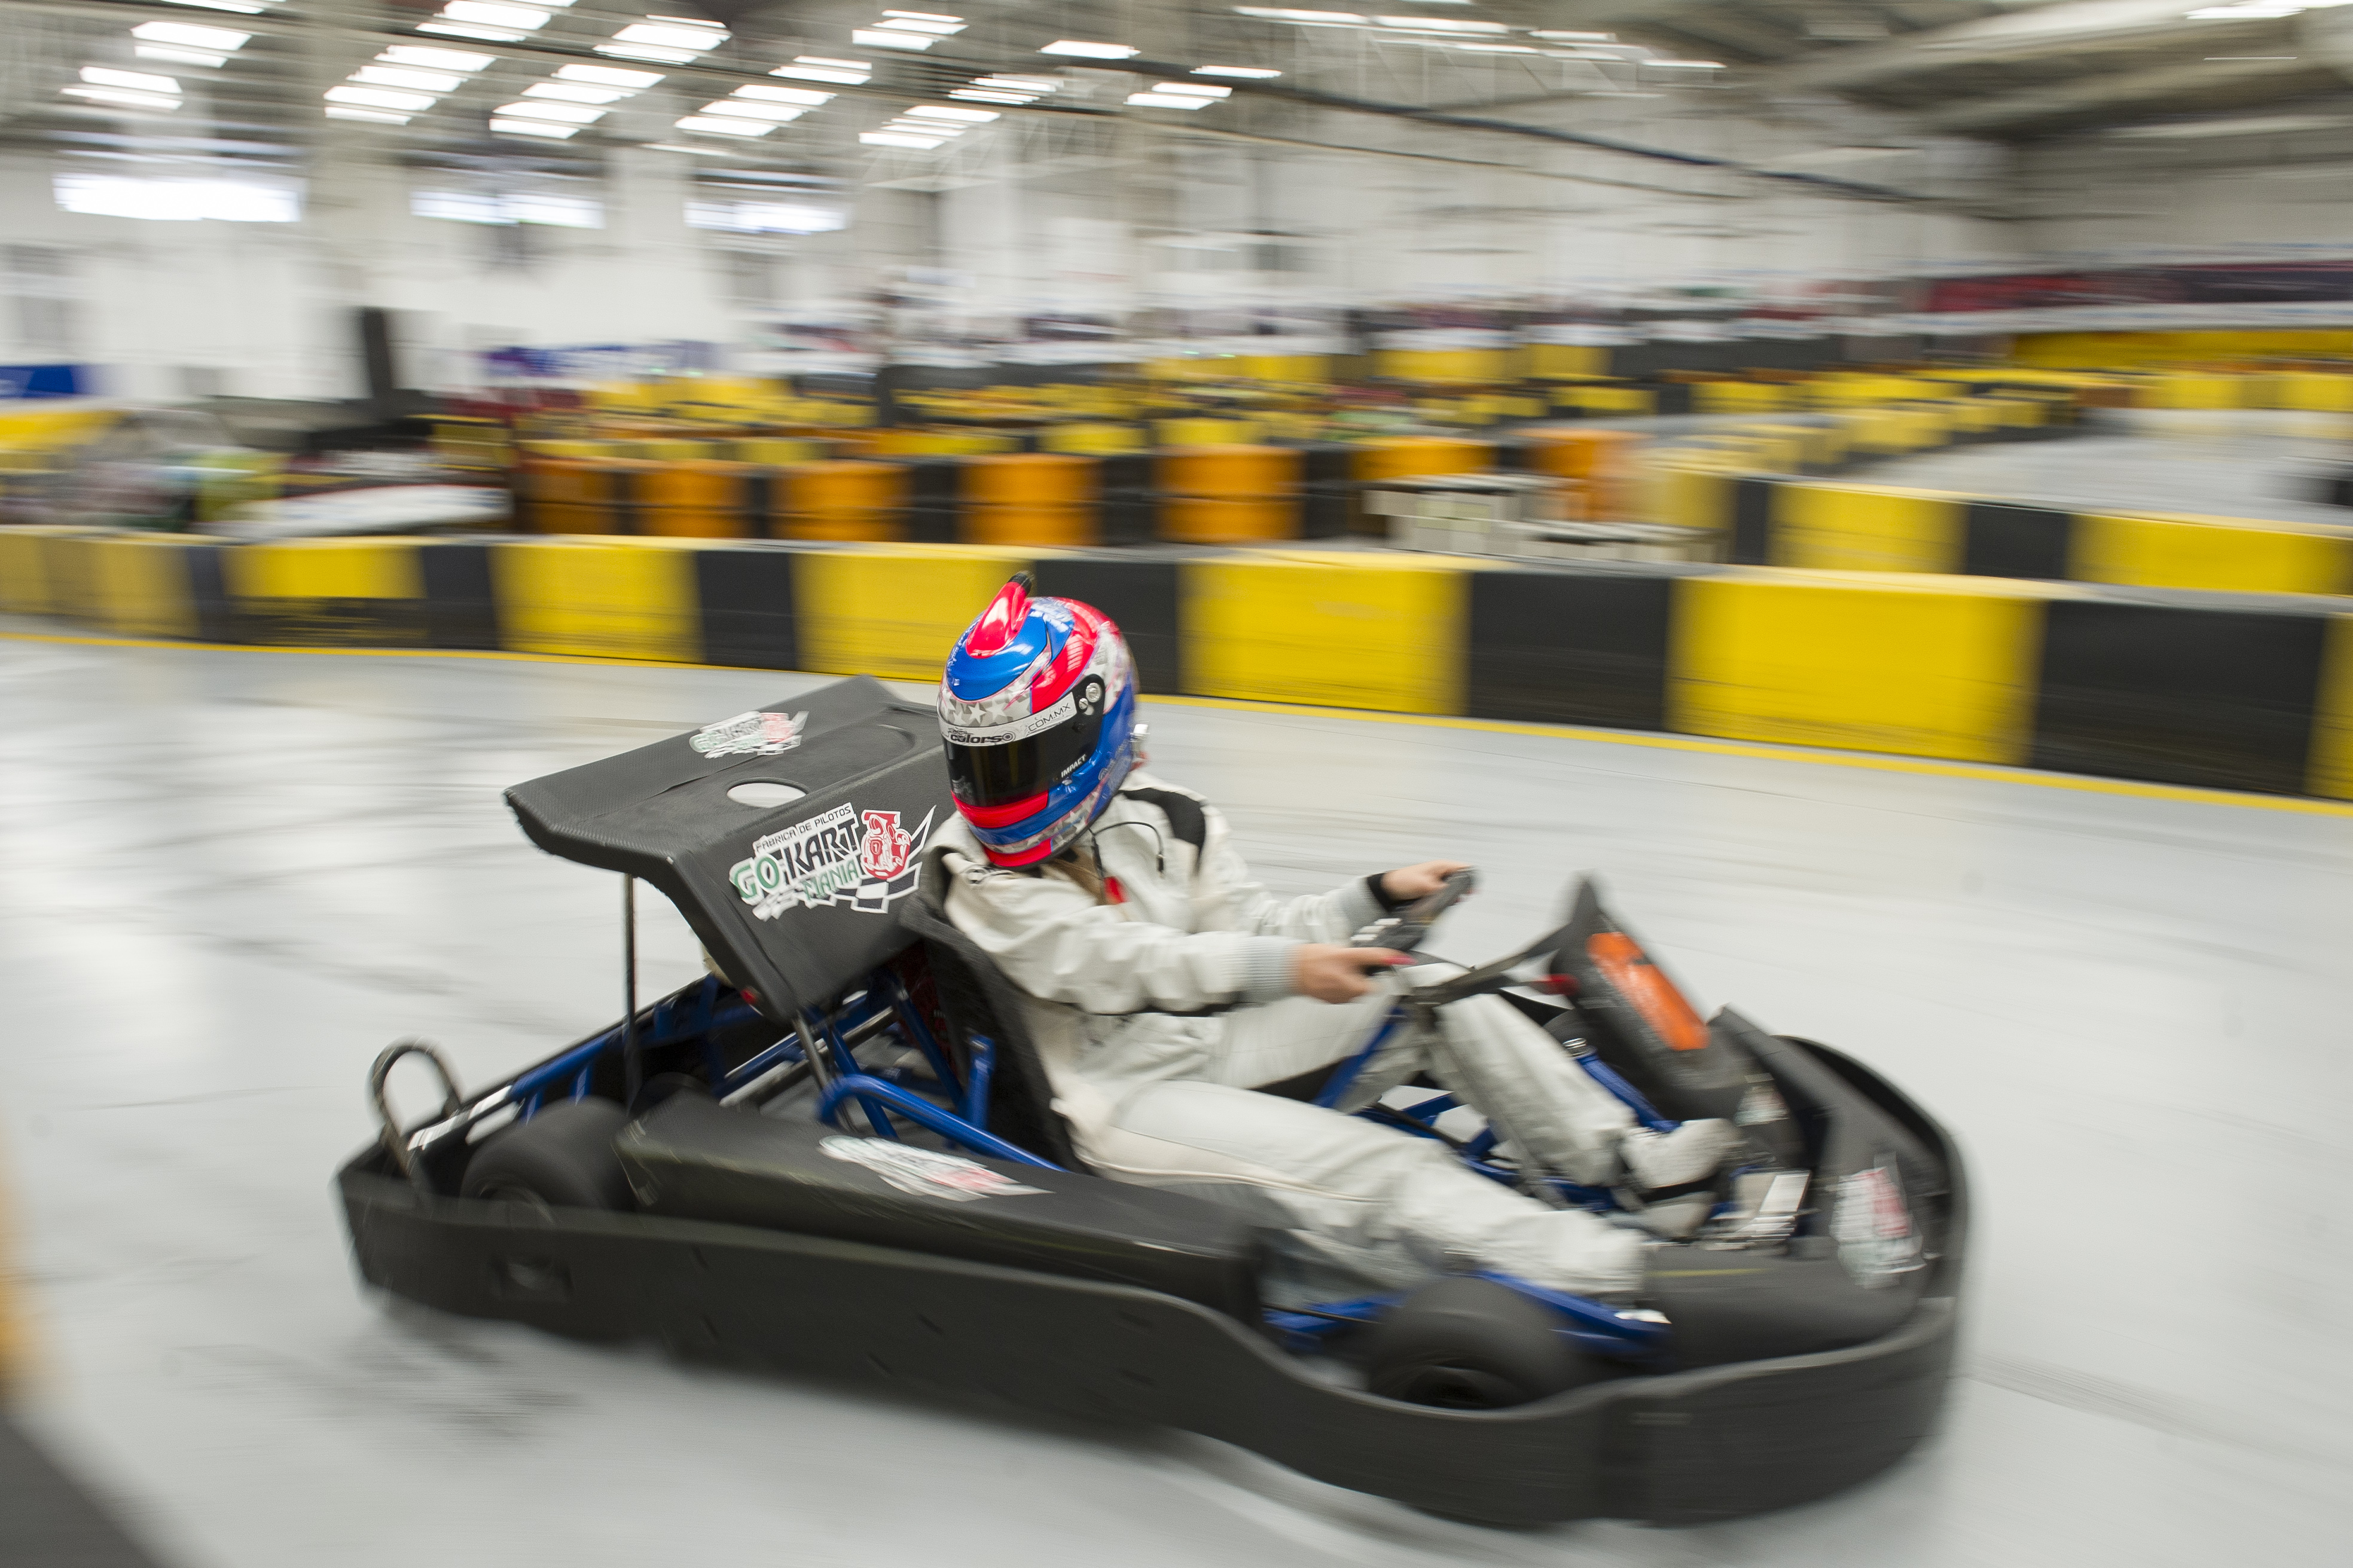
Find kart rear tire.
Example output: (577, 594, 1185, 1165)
(460, 1097, 632, 1214)
(1362, 1277, 1616, 1410)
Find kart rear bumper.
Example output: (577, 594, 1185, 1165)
(337, 1039, 1966, 1527)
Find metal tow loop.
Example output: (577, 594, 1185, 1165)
(368, 1038, 464, 1190)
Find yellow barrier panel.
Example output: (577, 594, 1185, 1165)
(794, 546, 1034, 681)
(2311, 615, 2353, 800)
(0, 527, 81, 615)
(2275, 374, 2353, 413)
(2070, 514, 2353, 596)
(493, 538, 701, 663)
(1772, 485, 1964, 574)
(82, 536, 205, 638)
(225, 539, 424, 601)
(1670, 571, 2045, 765)
(1183, 552, 1467, 714)
(1650, 463, 1732, 534)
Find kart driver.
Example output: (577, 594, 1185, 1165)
(933, 576, 1738, 1301)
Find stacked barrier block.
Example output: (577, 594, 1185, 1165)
(1156, 446, 1301, 543)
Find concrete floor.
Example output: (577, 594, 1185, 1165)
(1886, 408, 2353, 525)
(1, 628, 2346, 1568)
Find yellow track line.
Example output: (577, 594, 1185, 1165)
(8, 625, 2352, 821)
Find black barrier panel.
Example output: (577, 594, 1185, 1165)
(694, 548, 797, 670)
(1730, 478, 1775, 566)
(1032, 555, 1181, 694)
(1296, 444, 1355, 486)
(903, 457, 962, 508)
(1961, 504, 2074, 580)
(1466, 568, 1673, 730)
(1097, 452, 1152, 493)
(1301, 484, 1354, 539)
(421, 542, 500, 650)
(2030, 598, 2328, 794)
(182, 543, 239, 644)
(0, 1415, 170, 1568)
(1095, 494, 1160, 549)
(904, 506, 960, 545)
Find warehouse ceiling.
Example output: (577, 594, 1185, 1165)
(3, 0, 2351, 199)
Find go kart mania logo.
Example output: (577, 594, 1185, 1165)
(730, 803, 934, 919)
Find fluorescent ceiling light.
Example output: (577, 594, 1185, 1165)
(853, 28, 932, 48)
(407, 44, 499, 72)
(1234, 9, 1363, 23)
(442, 2, 548, 30)
(1193, 66, 1281, 77)
(414, 189, 506, 222)
(420, 24, 526, 42)
(132, 20, 248, 47)
(733, 84, 833, 105)
(878, 11, 966, 33)
(861, 129, 948, 146)
(490, 118, 578, 137)
(496, 99, 604, 123)
(506, 194, 600, 227)
(687, 199, 846, 234)
(62, 86, 182, 109)
(136, 46, 228, 67)
(1127, 92, 1210, 108)
(1373, 17, 1506, 31)
(527, 81, 630, 103)
(557, 63, 663, 87)
(1152, 82, 1229, 96)
(697, 99, 806, 121)
(326, 84, 437, 111)
(327, 106, 413, 123)
(84, 66, 183, 94)
(1042, 39, 1140, 57)
(906, 103, 997, 120)
(353, 66, 465, 92)
(675, 114, 771, 135)
(55, 172, 299, 221)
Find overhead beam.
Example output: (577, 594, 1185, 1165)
(1768, 0, 2233, 91)
(1918, 54, 2319, 132)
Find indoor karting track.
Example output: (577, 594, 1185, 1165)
(1, 626, 2345, 1568)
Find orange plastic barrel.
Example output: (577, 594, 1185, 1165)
(1351, 436, 1491, 484)
(776, 460, 906, 542)
(1156, 444, 1300, 500)
(962, 503, 1095, 546)
(959, 453, 1097, 506)
(634, 459, 759, 538)
(1159, 497, 1299, 544)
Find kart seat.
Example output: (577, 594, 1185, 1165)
(900, 849, 1087, 1172)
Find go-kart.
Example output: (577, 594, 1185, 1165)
(337, 676, 1967, 1527)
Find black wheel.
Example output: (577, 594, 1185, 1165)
(1361, 1277, 1619, 1410)
(460, 1098, 632, 1214)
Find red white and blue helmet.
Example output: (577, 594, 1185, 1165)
(939, 574, 1139, 867)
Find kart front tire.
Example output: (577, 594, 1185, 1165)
(460, 1097, 632, 1213)
(1362, 1277, 1616, 1410)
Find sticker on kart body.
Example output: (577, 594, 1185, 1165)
(1735, 1080, 1791, 1127)
(1833, 1159, 1923, 1289)
(729, 803, 934, 918)
(691, 710, 807, 758)
(820, 1136, 1045, 1202)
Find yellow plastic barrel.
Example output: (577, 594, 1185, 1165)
(1351, 436, 1491, 483)
(634, 460, 759, 538)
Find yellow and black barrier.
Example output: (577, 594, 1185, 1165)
(1699, 475, 2353, 597)
(5, 530, 2349, 802)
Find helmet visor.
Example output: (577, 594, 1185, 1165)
(943, 681, 1105, 811)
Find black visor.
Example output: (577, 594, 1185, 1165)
(945, 681, 1105, 810)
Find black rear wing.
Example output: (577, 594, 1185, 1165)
(505, 675, 953, 1023)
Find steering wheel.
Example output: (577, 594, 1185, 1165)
(1351, 869, 1477, 955)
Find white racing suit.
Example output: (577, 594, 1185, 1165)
(938, 772, 1655, 1301)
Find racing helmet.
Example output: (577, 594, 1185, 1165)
(938, 573, 1139, 867)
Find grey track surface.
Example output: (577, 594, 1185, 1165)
(1, 630, 2346, 1568)
(1880, 407, 2353, 526)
